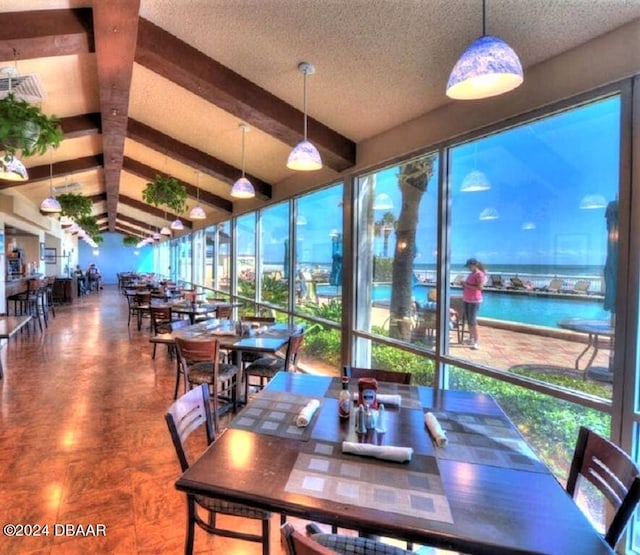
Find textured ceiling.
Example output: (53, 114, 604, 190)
(0, 0, 639, 238)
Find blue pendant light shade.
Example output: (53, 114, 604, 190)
(446, 1, 523, 100)
(170, 218, 184, 230)
(287, 62, 322, 171)
(0, 153, 28, 181)
(231, 123, 255, 199)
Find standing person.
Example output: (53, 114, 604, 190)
(86, 263, 103, 291)
(462, 258, 486, 350)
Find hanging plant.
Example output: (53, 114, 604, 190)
(0, 93, 64, 157)
(123, 235, 138, 247)
(76, 214, 100, 238)
(57, 193, 93, 220)
(142, 174, 187, 214)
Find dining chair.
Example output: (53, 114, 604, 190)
(566, 426, 640, 549)
(449, 296, 468, 344)
(165, 385, 271, 555)
(149, 306, 181, 359)
(215, 304, 233, 319)
(239, 315, 276, 367)
(281, 523, 414, 555)
(243, 328, 304, 401)
(174, 336, 239, 430)
(343, 365, 412, 384)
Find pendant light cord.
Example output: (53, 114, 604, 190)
(303, 70, 308, 141)
(49, 148, 54, 196)
(241, 126, 247, 178)
(482, 0, 486, 36)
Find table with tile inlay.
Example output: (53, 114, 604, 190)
(175, 372, 614, 555)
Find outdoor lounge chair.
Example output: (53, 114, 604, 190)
(509, 277, 528, 290)
(537, 278, 564, 293)
(490, 275, 505, 288)
(568, 279, 591, 294)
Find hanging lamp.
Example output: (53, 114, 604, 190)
(287, 62, 322, 171)
(373, 193, 393, 210)
(446, 0, 523, 100)
(189, 170, 206, 219)
(231, 123, 255, 199)
(170, 217, 184, 231)
(40, 149, 61, 213)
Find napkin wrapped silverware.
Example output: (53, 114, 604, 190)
(424, 411, 448, 447)
(295, 399, 320, 427)
(342, 441, 413, 462)
(354, 393, 402, 407)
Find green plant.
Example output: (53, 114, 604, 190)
(122, 235, 139, 247)
(57, 193, 93, 220)
(75, 214, 102, 242)
(0, 93, 63, 157)
(142, 174, 187, 214)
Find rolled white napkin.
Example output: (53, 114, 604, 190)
(295, 399, 320, 427)
(424, 412, 448, 447)
(354, 393, 402, 407)
(342, 441, 413, 463)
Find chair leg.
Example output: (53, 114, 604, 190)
(185, 497, 196, 555)
(261, 518, 270, 555)
(173, 360, 182, 400)
(152, 343, 157, 359)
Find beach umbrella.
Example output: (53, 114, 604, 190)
(603, 200, 618, 314)
(329, 233, 343, 287)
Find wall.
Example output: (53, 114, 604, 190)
(78, 232, 154, 285)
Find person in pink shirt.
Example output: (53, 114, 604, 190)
(461, 258, 486, 350)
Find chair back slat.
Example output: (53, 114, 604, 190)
(567, 426, 640, 548)
(284, 330, 304, 371)
(280, 523, 335, 555)
(164, 384, 214, 471)
(343, 366, 411, 384)
(215, 305, 233, 319)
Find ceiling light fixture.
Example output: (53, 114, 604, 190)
(479, 207, 499, 220)
(189, 170, 206, 219)
(0, 153, 28, 181)
(446, 0, 523, 100)
(461, 170, 491, 192)
(373, 193, 393, 210)
(579, 194, 607, 209)
(287, 62, 322, 171)
(170, 217, 184, 231)
(231, 123, 255, 199)
(40, 149, 61, 213)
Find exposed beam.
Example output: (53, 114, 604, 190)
(0, 155, 104, 189)
(60, 113, 102, 139)
(127, 119, 272, 200)
(0, 8, 94, 60)
(88, 192, 107, 204)
(136, 18, 355, 172)
(118, 194, 193, 229)
(92, 1, 140, 232)
(122, 157, 232, 213)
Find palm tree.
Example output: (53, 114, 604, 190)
(374, 211, 396, 257)
(388, 155, 436, 341)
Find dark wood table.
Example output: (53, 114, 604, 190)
(0, 315, 32, 378)
(175, 372, 614, 555)
(155, 300, 241, 324)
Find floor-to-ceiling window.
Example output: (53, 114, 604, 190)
(236, 212, 257, 305)
(259, 202, 290, 309)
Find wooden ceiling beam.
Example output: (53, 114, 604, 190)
(92, 1, 140, 232)
(122, 156, 232, 213)
(0, 9, 94, 59)
(118, 194, 193, 229)
(127, 119, 271, 200)
(0, 155, 104, 189)
(60, 113, 102, 138)
(135, 18, 355, 172)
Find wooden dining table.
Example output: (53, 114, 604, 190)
(175, 372, 614, 555)
(155, 300, 242, 324)
(172, 319, 297, 402)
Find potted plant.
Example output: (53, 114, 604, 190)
(0, 93, 64, 157)
(123, 235, 138, 247)
(75, 214, 101, 239)
(142, 174, 187, 214)
(57, 193, 93, 221)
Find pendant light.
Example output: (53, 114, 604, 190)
(40, 149, 61, 213)
(170, 217, 184, 231)
(189, 170, 206, 219)
(231, 123, 255, 199)
(0, 154, 28, 181)
(287, 61, 322, 171)
(160, 211, 172, 236)
(446, 0, 523, 100)
(373, 193, 393, 210)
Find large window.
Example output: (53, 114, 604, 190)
(259, 202, 290, 308)
(448, 96, 620, 401)
(354, 152, 440, 362)
(236, 213, 256, 302)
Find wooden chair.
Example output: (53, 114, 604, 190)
(281, 523, 413, 555)
(343, 365, 411, 384)
(165, 385, 271, 555)
(215, 304, 233, 319)
(174, 336, 239, 431)
(566, 426, 640, 549)
(148, 306, 180, 359)
(449, 296, 467, 344)
(244, 328, 304, 401)
(239, 315, 276, 367)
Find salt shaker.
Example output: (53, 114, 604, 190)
(355, 405, 367, 434)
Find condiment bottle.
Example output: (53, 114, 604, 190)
(338, 377, 352, 420)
